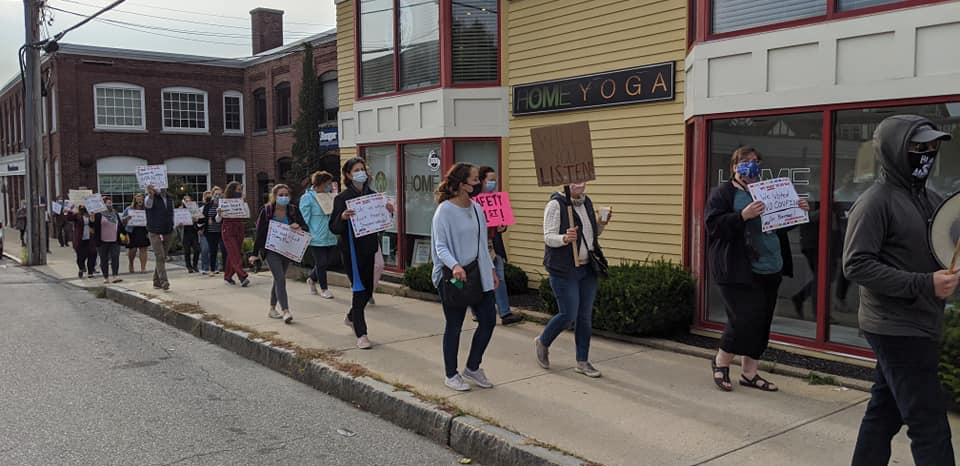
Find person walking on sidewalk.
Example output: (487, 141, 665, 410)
(145, 183, 175, 291)
(846, 116, 956, 466)
(93, 195, 124, 284)
(478, 166, 523, 326)
(53, 194, 69, 248)
(329, 157, 395, 349)
(705, 147, 809, 392)
(203, 186, 225, 275)
(196, 190, 212, 275)
(66, 204, 97, 278)
(16, 201, 26, 246)
(217, 181, 250, 288)
(252, 184, 307, 324)
(300, 171, 338, 299)
(121, 193, 150, 274)
(179, 195, 201, 273)
(432, 163, 498, 392)
(534, 182, 611, 378)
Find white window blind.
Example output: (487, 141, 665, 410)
(711, 0, 826, 34)
(452, 0, 498, 83)
(399, 0, 440, 90)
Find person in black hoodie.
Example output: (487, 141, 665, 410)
(250, 184, 307, 324)
(705, 147, 809, 393)
(845, 115, 955, 466)
(329, 157, 395, 349)
(93, 195, 125, 284)
(144, 183, 175, 291)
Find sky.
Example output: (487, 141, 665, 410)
(0, 0, 338, 86)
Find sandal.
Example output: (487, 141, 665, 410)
(740, 373, 779, 392)
(711, 359, 733, 392)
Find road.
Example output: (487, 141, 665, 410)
(0, 263, 473, 466)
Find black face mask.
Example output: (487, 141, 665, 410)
(469, 182, 483, 198)
(909, 150, 938, 180)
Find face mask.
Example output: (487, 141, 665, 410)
(909, 150, 938, 180)
(485, 181, 497, 192)
(276, 196, 290, 206)
(214, 194, 221, 200)
(352, 171, 368, 184)
(469, 182, 483, 198)
(736, 160, 761, 180)
(324, 184, 333, 193)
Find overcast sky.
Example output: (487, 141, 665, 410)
(0, 0, 337, 86)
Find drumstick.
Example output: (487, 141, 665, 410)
(949, 237, 960, 273)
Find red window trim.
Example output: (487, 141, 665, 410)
(688, 93, 960, 359)
(690, 0, 952, 44)
(354, 0, 501, 102)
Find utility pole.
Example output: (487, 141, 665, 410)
(23, 0, 47, 265)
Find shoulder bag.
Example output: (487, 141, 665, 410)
(440, 205, 485, 307)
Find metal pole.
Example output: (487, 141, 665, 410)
(22, 0, 46, 265)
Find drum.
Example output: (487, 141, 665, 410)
(929, 190, 960, 270)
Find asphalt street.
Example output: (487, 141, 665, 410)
(0, 262, 473, 466)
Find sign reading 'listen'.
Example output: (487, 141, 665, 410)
(512, 62, 675, 116)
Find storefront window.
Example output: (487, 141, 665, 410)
(451, 0, 499, 84)
(711, 0, 825, 34)
(360, 0, 396, 96)
(830, 101, 960, 347)
(365, 145, 400, 268)
(707, 112, 824, 340)
(399, 0, 441, 90)
(837, 0, 901, 11)
(403, 143, 441, 268)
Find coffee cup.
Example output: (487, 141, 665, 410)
(599, 206, 611, 223)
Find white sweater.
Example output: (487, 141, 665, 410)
(543, 197, 604, 265)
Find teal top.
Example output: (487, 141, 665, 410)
(271, 214, 290, 225)
(733, 189, 782, 274)
(298, 191, 338, 247)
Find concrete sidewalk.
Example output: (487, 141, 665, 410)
(5, 230, 958, 466)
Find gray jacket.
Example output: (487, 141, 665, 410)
(843, 115, 947, 340)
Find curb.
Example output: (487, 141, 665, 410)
(101, 286, 592, 466)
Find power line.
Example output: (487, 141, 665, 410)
(60, 0, 336, 27)
(50, 0, 125, 42)
(50, 7, 251, 46)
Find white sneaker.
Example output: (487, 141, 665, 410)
(356, 335, 371, 349)
(282, 310, 293, 324)
(444, 373, 471, 392)
(344, 316, 354, 330)
(462, 368, 493, 388)
(307, 278, 318, 295)
(268, 307, 282, 319)
(320, 289, 334, 299)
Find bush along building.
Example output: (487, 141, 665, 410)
(0, 7, 338, 225)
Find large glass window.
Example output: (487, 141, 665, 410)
(360, 0, 396, 96)
(167, 174, 208, 202)
(321, 72, 339, 123)
(711, 0, 826, 34)
(223, 92, 243, 134)
(98, 174, 140, 208)
(275, 83, 292, 128)
(162, 88, 208, 132)
(829, 101, 960, 347)
(403, 143, 441, 268)
(365, 145, 400, 268)
(253, 88, 267, 132)
(707, 113, 824, 340)
(452, 0, 498, 84)
(455, 140, 498, 172)
(399, 0, 440, 90)
(94, 84, 144, 130)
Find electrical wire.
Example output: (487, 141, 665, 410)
(49, 6, 250, 46)
(59, 0, 335, 28)
(50, 0, 125, 42)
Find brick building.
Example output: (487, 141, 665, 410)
(0, 8, 337, 227)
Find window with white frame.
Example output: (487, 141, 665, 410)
(95, 83, 145, 130)
(161, 87, 208, 132)
(223, 91, 243, 134)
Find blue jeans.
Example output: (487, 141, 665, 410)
(494, 256, 511, 317)
(440, 288, 496, 378)
(852, 332, 955, 466)
(539, 266, 598, 362)
(198, 234, 210, 272)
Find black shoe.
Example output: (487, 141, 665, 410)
(225, 278, 237, 286)
(78, 271, 84, 279)
(501, 313, 524, 326)
(791, 295, 804, 319)
(187, 268, 196, 274)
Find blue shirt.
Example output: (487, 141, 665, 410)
(271, 215, 290, 225)
(298, 192, 338, 247)
(733, 189, 782, 274)
(431, 201, 495, 292)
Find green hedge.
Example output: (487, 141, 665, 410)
(941, 308, 960, 412)
(503, 262, 529, 295)
(404, 262, 437, 293)
(539, 259, 695, 336)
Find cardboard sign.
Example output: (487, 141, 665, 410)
(748, 178, 809, 232)
(184, 201, 203, 219)
(346, 192, 394, 238)
(219, 198, 249, 218)
(83, 194, 107, 214)
(136, 165, 168, 189)
(174, 208, 193, 226)
(68, 189, 93, 205)
(126, 209, 147, 227)
(473, 192, 515, 227)
(761, 207, 809, 232)
(265, 220, 311, 262)
(315, 192, 335, 214)
(530, 121, 596, 187)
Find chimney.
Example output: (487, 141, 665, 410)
(250, 8, 284, 55)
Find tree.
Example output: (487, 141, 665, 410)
(290, 42, 322, 191)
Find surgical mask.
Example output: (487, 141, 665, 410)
(276, 196, 290, 206)
(352, 171, 368, 184)
(485, 181, 497, 192)
(324, 184, 333, 193)
(214, 194, 221, 200)
(909, 150, 938, 180)
(736, 160, 761, 179)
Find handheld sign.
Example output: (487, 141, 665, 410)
(136, 165, 168, 189)
(184, 201, 203, 219)
(346, 192, 394, 238)
(473, 192, 515, 228)
(68, 189, 93, 205)
(174, 208, 193, 226)
(747, 178, 809, 232)
(127, 209, 147, 227)
(929, 191, 960, 270)
(219, 198, 249, 218)
(83, 194, 108, 214)
(265, 220, 311, 262)
(315, 192, 335, 214)
(51, 201, 63, 215)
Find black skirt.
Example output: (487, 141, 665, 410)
(127, 227, 150, 249)
(717, 272, 783, 360)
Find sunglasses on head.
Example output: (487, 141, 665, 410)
(909, 140, 941, 153)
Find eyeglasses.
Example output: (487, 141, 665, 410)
(908, 140, 941, 153)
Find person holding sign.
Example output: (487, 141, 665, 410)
(216, 182, 250, 288)
(65, 204, 98, 279)
(535, 182, 610, 379)
(477, 166, 523, 326)
(431, 163, 499, 391)
(845, 116, 956, 466)
(705, 147, 809, 393)
(93, 195, 125, 284)
(201, 187, 226, 275)
(300, 171, 339, 299)
(121, 194, 150, 274)
(329, 158, 395, 350)
(179, 195, 202, 273)
(251, 184, 307, 324)
(145, 184, 175, 291)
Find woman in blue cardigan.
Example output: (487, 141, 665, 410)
(300, 171, 339, 299)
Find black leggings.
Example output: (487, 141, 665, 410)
(718, 273, 782, 360)
(204, 231, 223, 272)
(75, 240, 96, 275)
(309, 246, 336, 289)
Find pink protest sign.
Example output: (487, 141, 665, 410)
(473, 192, 515, 228)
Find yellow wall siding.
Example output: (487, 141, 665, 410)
(336, 0, 355, 114)
(505, 0, 688, 282)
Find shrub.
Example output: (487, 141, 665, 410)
(503, 263, 529, 295)
(537, 259, 695, 336)
(941, 308, 960, 412)
(404, 262, 437, 293)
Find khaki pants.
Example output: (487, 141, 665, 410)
(148, 232, 174, 288)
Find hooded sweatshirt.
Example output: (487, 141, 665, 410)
(842, 115, 948, 340)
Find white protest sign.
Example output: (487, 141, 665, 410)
(51, 201, 63, 215)
(265, 220, 311, 262)
(83, 194, 107, 214)
(68, 189, 93, 205)
(136, 165, 168, 189)
(748, 178, 809, 232)
(219, 198, 249, 218)
(174, 208, 193, 226)
(127, 209, 147, 227)
(184, 201, 202, 218)
(315, 192, 335, 214)
(346, 192, 394, 238)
